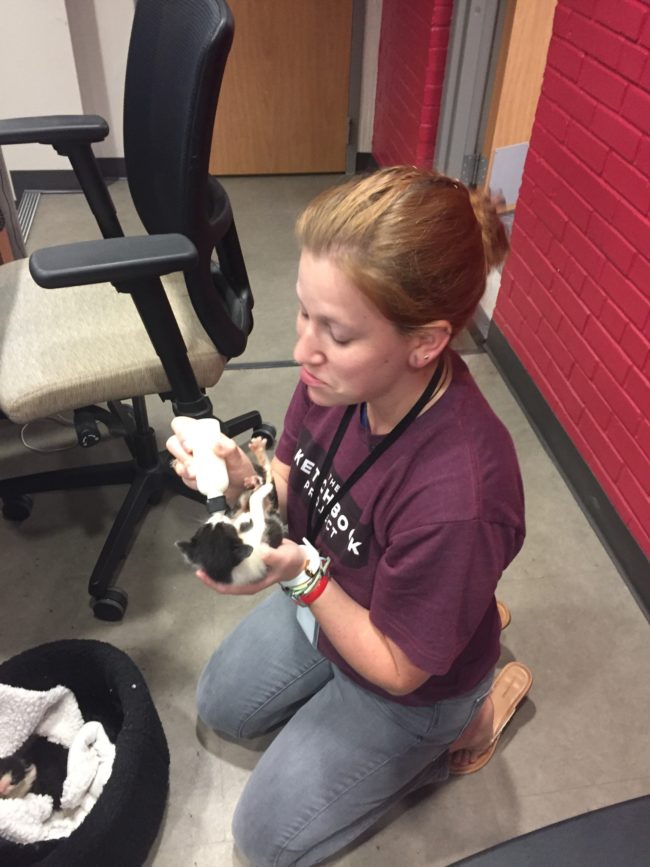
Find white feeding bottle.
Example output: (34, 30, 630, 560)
(190, 418, 230, 514)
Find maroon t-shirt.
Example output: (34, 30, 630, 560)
(275, 351, 525, 706)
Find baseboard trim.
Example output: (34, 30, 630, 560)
(486, 322, 650, 617)
(11, 159, 126, 200)
(355, 152, 379, 173)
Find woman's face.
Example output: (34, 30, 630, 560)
(293, 251, 418, 409)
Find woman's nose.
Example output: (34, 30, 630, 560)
(294, 325, 323, 366)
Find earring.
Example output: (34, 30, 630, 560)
(424, 355, 430, 361)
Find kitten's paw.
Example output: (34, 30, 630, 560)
(248, 436, 269, 463)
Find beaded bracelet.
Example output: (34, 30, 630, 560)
(280, 539, 331, 607)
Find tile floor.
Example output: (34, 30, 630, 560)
(0, 177, 648, 866)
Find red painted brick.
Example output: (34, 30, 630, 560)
(591, 104, 642, 161)
(548, 238, 569, 274)
(584, 318, 631, 384)
(580, 411, 625, 481)
(562, 256, 588, 296)
(638, 421, 650, 462)
(494, 291, 524, 336)
(601, 298, 631, 343)
(562, 319, 601, 378)
(512, 197, 538, 236)
(601, 263, 649, 331)
(546, 35, 583, 81)
(544, 69, 598, 127)
(555, 179, 592, 232)
(595, 0, 647, 41)
(504, 248, 535, 289)
(563, 223, 606, 282)
(621, 323, 650, 369)
(508, 272, 544, 333)
(563, 0, 599, 17)
(578, 56, 628, 111)
(618, 41, 649, 83)
(537, 293, 565, 335)
(607, 416, 649, 491)
(602, 151, 650, 216)
(512, 230, 557, 290)
(613, 199, 650, 271)
(522, 152, 547, 191)
(531, 215, 554, 255)
(641, 8, 650, 47)
(621, 84, 650, 136)
(554, 274, 590, 331)
(579, 276, 607, 318)
(617, 469, 650, 531)
(565, 122, 610, 174)
(594, 365, 642, 434)
(588, 215, 637, 275)
(536, 93, 571, 141)
(571, 14, 623, 70)
(543, 358, 584, 424)
(569, 364, 612, 429)
(532, 190, 569, 240)
(624, 365, 650, 416)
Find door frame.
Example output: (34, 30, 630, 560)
(433, 0, 509, 186)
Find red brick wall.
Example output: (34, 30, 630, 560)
(372, 0, 453, 167)
(495, 0, 650, 556)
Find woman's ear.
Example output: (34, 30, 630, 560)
(409, 321, 452, 368)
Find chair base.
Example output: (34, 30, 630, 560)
(0, 408, 267, 620)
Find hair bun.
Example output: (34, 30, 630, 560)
(468, 188, 509, 270)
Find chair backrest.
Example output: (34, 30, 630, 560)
(123, 0, 252, 358)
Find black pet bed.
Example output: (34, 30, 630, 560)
(0, 640, 169, 867)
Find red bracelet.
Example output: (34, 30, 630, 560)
(297, 574, 330, 607)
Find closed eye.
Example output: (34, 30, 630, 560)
(237, 519, 253, 533)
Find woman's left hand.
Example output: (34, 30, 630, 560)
(196, 539, 306, 596)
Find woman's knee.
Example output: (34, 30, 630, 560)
(232, 786, 297, 867)
(196, 649, 249, 738)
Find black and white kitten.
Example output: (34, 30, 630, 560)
(176, 436, 284, 584)
(0, 737, 68, 805)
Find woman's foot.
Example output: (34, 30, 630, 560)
(448, 695, 495, 770)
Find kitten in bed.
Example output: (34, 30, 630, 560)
(176, 436, 285, 584)
(0, 737, 67, 805)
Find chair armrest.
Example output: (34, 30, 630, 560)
(0, 115, 109, 146)
(29, 234, 198, 289)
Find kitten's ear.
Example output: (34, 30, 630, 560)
(175, 540, 196, 563)
(233, 544, 254, 565)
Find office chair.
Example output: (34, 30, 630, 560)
(0, 0, 272, 621)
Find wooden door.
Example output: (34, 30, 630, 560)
(482, 0, 557, 208)
(210, 0, 354, 175)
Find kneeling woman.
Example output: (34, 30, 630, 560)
(168, 167, 529, 867)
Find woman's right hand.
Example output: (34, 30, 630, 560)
(166, 416, 256, 503)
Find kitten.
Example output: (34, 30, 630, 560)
(176, 436, 285, 584)
(0, 737, 68, 805)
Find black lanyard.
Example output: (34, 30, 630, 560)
(306, 358, 445, 544)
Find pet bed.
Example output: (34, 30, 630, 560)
(0, 640, 169, 866)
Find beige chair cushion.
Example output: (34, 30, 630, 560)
(0, 258, 225, 423)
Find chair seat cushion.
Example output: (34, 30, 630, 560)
(0, 259, 225, 422)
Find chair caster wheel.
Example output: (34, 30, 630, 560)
(2, 494, 34, 522)
(252, 423, 277, 448)
(92, 588, 129, 621)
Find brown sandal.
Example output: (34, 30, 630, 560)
(449, 661, 533, 775)
(497, 599, 511, 630)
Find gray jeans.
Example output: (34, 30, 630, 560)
(197, 590, 493, 867)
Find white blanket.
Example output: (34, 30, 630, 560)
(0, 684, 116, 844)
